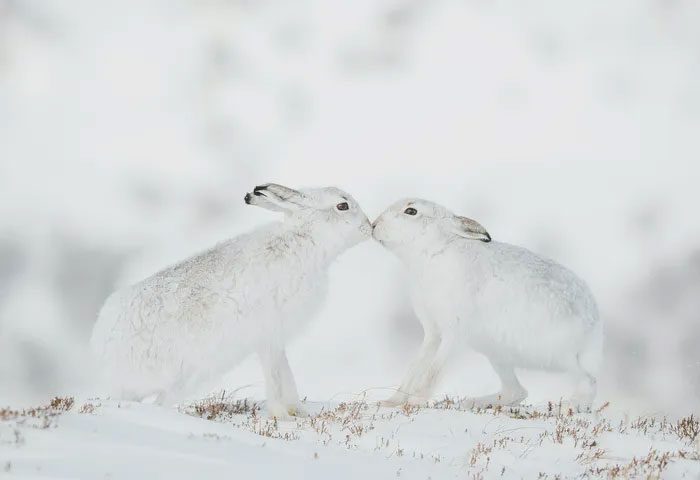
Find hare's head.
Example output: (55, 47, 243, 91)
(372, 198, 490, 254)
(245, 183, 371, 246)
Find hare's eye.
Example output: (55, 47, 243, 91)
(404, 207, 417, 216)
(336, 202, 349, 211)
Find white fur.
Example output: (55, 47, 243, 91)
(90, 184, 371, 418)
(372, 198, 603, 410)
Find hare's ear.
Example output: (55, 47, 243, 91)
(245, 183, 308, 213)
(451, 216, 491, 242)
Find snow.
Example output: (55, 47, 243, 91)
(1, 0, 700, 475)
(2, 0, 700, 414)
(1, 395, 699, 479)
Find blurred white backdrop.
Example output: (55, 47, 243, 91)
(1, 0, 699, 415)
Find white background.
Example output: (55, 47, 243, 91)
(1, 0, 699, 415)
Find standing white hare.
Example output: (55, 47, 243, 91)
(90, 183, 371, 418)
(372, 199, 602, 410)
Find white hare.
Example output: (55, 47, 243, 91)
(372, 199, 602, 410)
(90, 183, 371, 418)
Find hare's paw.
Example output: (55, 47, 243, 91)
(266, 401, 309, 420)
(379, 392, 419, 408)
(266, 401, 292, 420)
(286, 404, 309, 418)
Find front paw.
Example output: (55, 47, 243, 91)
(379, 394, 410, 408)
(286, 404, 309, 418)
(266, 401, 308, 420)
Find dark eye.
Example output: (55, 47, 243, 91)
(336, 202, 349, 211)
(404, 207, 417, 215)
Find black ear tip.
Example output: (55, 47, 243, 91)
(253, 185, 268, 193)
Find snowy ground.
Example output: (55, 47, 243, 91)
(1, 394, 698, 479)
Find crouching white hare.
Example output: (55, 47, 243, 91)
(90, 183, 371, 418)
(372, 199, 602, 411)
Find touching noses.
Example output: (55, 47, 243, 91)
(370, 218, 381, 239)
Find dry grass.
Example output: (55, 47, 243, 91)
(0, 396, 75, 421)
(78, 402, 98, 414)
(4, 394, 695, 478)
(671, 415, 699, 444)
(184, 392, 700, 478)
(0, 396, 76, 429)
(183, 394, 301, 441)
(585, 449, 675, 478)
(188, 396, 260, 421)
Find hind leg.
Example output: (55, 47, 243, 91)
(467, 359, 527, 408)
(570, 358, 597, 412)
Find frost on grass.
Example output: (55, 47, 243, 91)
(0, 396, 75, 429)
(0, 396, 77, 447)
(0, 396, 100, 440)
(183, 393, 700, 478)
(2, 395, 699, 478)
(183, 394, 299, 441)
(183, 393, 414, 447)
